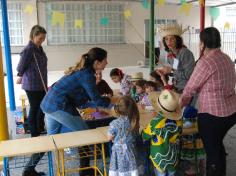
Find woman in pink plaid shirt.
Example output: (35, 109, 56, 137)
(180, 27, 236, 176)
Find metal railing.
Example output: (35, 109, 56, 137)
(182, 28, 236, 62)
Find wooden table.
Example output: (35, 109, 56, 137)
(0, 136, 55, 176)
(52, 129, 109, 176)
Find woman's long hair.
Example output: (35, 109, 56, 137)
(114, 96, 140, 133)
(29, 25, 47, 40)
(64, 47, 107, 75)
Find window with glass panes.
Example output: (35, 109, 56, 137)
(46, 2, 125, 45)
(0, 2, 24, 46)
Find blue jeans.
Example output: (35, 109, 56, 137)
(45, 110, 88, 135)
(154, 169, 175, 176)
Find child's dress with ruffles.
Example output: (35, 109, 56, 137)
(108, 116, 139, 176)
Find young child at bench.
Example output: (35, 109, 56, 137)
(108, 96, 140, 176)
(129, 72, 144, 99)
(133, 79, 147, 103)
(110, 68, 132, 96)
(142, 89, 183, 176)
(140, 81, 157, 107)
(95, 70, 113, 97)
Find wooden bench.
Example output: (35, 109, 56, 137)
(52, 129, 109, 176)
(0, 136, 55, 176)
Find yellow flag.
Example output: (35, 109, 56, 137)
(224, 22, 230, 29)
(124, 9, 132, 19)
(199, 0, 205, 6)
(74, 19, 83, 29)
(179, 2, 192, 16)
(24, 5, 33, 15)
(157, 0, 165, 7)
(51, 11, 65, 27)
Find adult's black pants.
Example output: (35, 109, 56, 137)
(25, 90, 46, 137)
(198, 112, 236, 176)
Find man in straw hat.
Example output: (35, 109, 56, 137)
(156, 24, 195, 93)
(142, 89, 182, 176)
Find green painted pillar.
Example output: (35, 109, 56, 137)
(149, 0, 155, 73)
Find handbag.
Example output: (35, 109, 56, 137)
(33, 53, 48, 92)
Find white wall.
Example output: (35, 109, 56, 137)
(213, 5, 236, 28)
(9, 1, 212, 71)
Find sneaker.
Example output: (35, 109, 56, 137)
(22, 169, 46, 176)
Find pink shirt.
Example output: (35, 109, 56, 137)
(181, 49, 236, 117)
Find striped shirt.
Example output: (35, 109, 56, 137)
(181, 48, 236, 117)
(17, 41, 47, 91)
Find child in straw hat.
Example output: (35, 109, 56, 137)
(142, 89, 183, 176)
(129, 72, 144, 100)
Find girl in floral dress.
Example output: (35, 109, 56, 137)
(108, 96, 140, 176)
(110, 68, 132, 96)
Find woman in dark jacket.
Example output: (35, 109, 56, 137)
(17, 25, 47, 137)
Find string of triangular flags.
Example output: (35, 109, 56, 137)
(22, 1, 231, 29)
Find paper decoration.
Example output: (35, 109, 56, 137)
(142, 0, 149, 9)
(100, 17, 109, 26)
(199, 0, 205, 6)
(224, 22, 231, 29)
(24, 5, 33, 15)
(124, 9, 132, 19)
(51, 11, 65, 27)
(74, 19, 83, 29)
(209, 7, 220, 21)
(179, 2, 192, 16)
(157, 0, 165, 7)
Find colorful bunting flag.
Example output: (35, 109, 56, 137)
(24, 5, 33, 15)
(209, 7, 220, 21)
(124, 9, 132, 19)
(100, 17, 109, 26)
(181, 0, 186, 4)
(74, 19, 83, 29)
(199, 0, 205, 6)
(179, 2, 192, 16)
(142, 0, 149, 9)
(157, 0, 165, 7)
(51, 11, 65, 27)
(224, 22, 230, 29)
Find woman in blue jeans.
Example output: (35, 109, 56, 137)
(24, 47, 111, 176)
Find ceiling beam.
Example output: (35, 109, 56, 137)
(213, 2, 236, 7)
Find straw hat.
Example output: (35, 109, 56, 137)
(130, 72, 143, 81)
(148, 90, 182, 120)
(158, 24, 188, 38)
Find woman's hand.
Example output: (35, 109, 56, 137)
(16, 77, 22, 84)
(157, 66, 172, 75)
(156, 70, 168, 86)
